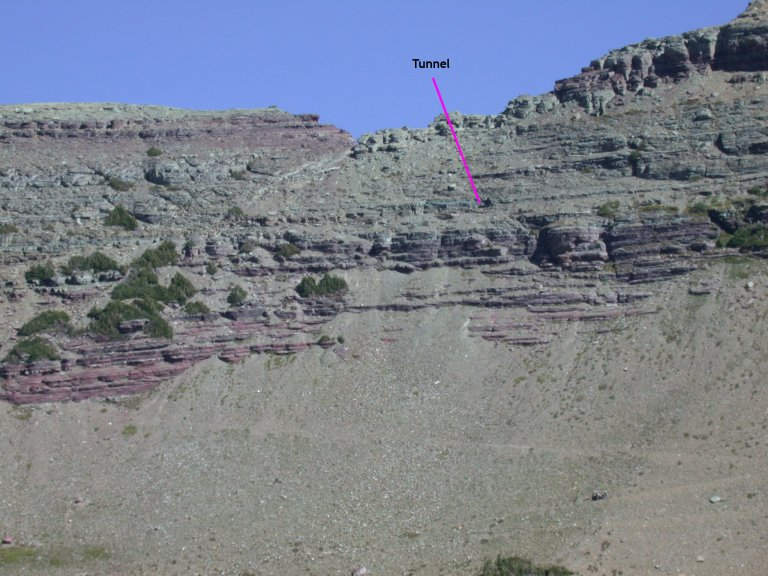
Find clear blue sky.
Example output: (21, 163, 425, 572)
(2, 0, 745, 137)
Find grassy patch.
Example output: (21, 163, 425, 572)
(104, 204, 137, 230)
(0, 546, 37, 565)
(62, 251, 122, 275)
(107, 176, 134, 192)
(295, 273, 348, 298)
(5, 337, 59, 364)
(480, 556, 573, 576)
(227, 284, 247, 306)
(18, 310, 71, 337)
(122, 424, 137, 437)
(146, 146, 163, 157)
(25, 262, 55, 285)
(0, 223, 18, 234)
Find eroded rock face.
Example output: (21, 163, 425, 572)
(1, 3, 768, 404)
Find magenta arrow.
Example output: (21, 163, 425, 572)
(432, 77, 482, 205)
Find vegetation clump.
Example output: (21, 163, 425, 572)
(132, 241, 178, 269)
(146, 146, 163, 157)
(596, 200, 620, 218)
(295, 273, 348, 298)
(479, 555, 573, 576)
(230, 169, 247, 181)
(111, 268, 195, 304)
(226, 206, 246, 221)
(227, 284, 247, 306)
(727, 224, 768, 251)
(18, 310, 71, 337)
(25, 262, 55, 285)
(87, 300, 172, 340)
(5, 337, 59, 364)
(276, 243, 300, 259)
(62, 252, 122, 275)
(183, 300, 210, 315)
(104, 205, 137, 230)
(106, 176, 134, 192)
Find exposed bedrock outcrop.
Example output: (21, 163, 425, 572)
(532, 224, 608, 271)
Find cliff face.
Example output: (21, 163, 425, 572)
(0, 5, 767, 576)
(1, 6, 768, 403)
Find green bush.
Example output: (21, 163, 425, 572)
(111, 268, 194, 304)
(226, 206, 245, 221)
(276, 243, 300, 259)
(230, 169, 247, 181)
(597, 200, 620, 218)
(747, 185, 768, 198)
(107, 176, 134, 192)
(728, 225, 768, 251)
(0, 223, 18, 234)
(62, 252, 122, 275)
(167, 272, 196, 304)
(18, 310, 71, 337)
(146, 146, 163, 157)
(87, 300, 172, 340)
(5, 337, 59, 364)
(479, 556, 573, 576)
(205, 261, 217, 275)
(111, 266, 167, 302)
(132, 241, 178, 269)
(183, 300, 210, 315)
(104, 205, 137, 230)
(227, 284, 247, 306)
(25, 262, 55, 285)
(295, 273, 348, 298)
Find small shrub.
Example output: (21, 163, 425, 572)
(230, 169, 247, 181)
(5, 337, 59, 364)
(18, 310, 71, 337)
(295, 273, 348, 298)
(111, 266, 166, 302)
(317, 334, 332, 345)
(205, 261, 217, 275)
(239, 238, 257, 254)
(597, 200, 620, 218)
(747, 185, 768, 198)
(0, 223, 18, 234)
(295, 276, 317, 298)
(479, 555, 573, 576)
(122, 424, 137, 437)
(146, 146, 163, 157)
(276, 243, 300, 259)
(728, 225, 768, 251)
(25, 262, 55, 285)
(107, 176, 133, 192)
(337, 335, 345, 344)
(226, 206, 246, 221)
(184, 300, 210, 315)
(62, 252, 122, 275)
(227, 284, 247, 306)
(132, 241, 178, 269)
(166, 272, 196, 304)
(104, 205, 137, 230)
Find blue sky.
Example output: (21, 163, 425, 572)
(2, 0, 745, 136)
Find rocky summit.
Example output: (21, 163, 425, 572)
(1, 3, 768, 576)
